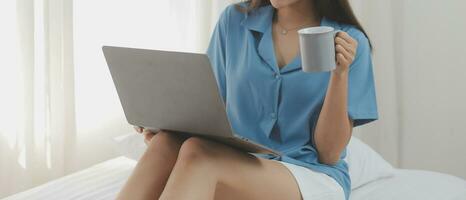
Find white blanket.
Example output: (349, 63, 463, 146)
(4, 157, 466, 200)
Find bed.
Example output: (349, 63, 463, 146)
(3, 156, 466, 200)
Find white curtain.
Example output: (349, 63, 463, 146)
(0, 0, 236, 197)
(0, 0, 74, 198)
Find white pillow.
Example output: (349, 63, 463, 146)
(113, 133, 394, 190)
(344, 136, 395, 189)
(112, 133, 147, 161)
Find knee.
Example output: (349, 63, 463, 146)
(145, 131, 184, 156)
(176, 137, 215, 165)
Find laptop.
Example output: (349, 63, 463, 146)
(102, 46, 280, 156)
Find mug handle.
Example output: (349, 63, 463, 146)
(333, 30, 343, 38)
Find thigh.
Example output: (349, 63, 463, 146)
(117, 131, 188, 200)
(187, 138, 302, 200)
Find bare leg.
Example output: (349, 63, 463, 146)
(116, 131, 188, 200)
(159, 137, 303, 200)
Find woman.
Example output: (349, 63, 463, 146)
(117, 0, 378, 200)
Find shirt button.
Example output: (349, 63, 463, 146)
(273, 73, 280, 79)
(270, 112, 277, 119)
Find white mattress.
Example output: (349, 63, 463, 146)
(3, 156, 466, 200)
(349, 169, 466, 200)
(3, 157, 136, 200)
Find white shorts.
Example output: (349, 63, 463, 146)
(274, 160, 345, 200)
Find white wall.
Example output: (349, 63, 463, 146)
(350, 0, 402, 167)
(353, 0, 466, 179)
(397, 0, 466, 178)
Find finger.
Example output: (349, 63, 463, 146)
(152, 128, 161, 134)
(335, 37, 355, 55)
(144, 132, 154, 141)
(337, 31, 357, 45)
(335, 36, 350, 48)
(134, 126, 143, 133)
(337, 53, 349, 66)
(142, 128, 151, 134)
(143, 132, 155, 146)
(335, 44, 354, 62)
(335, 44, 351, 59)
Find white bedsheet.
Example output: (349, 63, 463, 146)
(350, 169, 466, 200)
(3, 157, 136, 200)
(3, 156, 466, 200)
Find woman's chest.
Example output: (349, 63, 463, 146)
(271, 27, 300, 69)
(224, 32, 331, 105)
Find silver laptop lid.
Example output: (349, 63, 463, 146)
(103, 46, 233, 138)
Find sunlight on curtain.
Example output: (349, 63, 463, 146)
(72, 0, 184, 170)
(0, 0, 20, 150)
(0, 0, 73, 197)
(71, 0, 236, 170)
(73, 0, 181, 137)
(0, 0, 236, 197)
(33, 0, 51, 169)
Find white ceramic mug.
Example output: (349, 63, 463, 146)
(298, 26, 341, 72)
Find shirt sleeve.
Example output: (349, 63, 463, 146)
(206, 6, 230, 104)
(347, 32, 379, 127)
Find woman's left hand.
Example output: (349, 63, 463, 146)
(334, 32, 358, 75)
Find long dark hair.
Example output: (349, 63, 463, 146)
(237, 0, 372, 49)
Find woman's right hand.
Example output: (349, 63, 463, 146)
(134, 126, 160, 145)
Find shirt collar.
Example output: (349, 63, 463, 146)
(240, 4, 341, 75)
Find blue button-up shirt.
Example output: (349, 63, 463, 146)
(206, 3, 378, 200)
